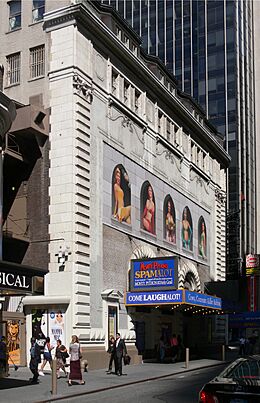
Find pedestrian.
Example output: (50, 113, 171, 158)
(114, 332, 127, 376)
(29, 337, 41, 384)
(39, 336, 54, 376)
(0, 336, 8, 377)
(158, 336, 165, 363)
(169, 334, 178, 362)
(239, 336, 246, 356)
(106, 335, 116, 374)
(177, 335, 184, 361)
(55, 339, 68, 378)
(68, 335, 85, 386)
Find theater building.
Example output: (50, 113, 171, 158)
(1, 1, 230, 368)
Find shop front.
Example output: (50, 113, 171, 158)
(0, 261, 45, 369)
(125, 256, 222, 360)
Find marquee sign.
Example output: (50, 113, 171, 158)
(129, 256, 178, 292)
(125, 289, 222, 309)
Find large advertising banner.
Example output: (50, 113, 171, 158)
(31, 309, 65, 349)
(130, 256, 178, 291)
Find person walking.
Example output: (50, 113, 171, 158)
(0, 336, 8, 377)
(29, 337, 41, 384)
(239, 336, 246, 356)
(106, 335, 116, 374)
(39, 336, 53, 376)
(169, 334, 178, 362)
(55, 339, 68, 378)
(114, 332, 127, 376)
(68, 335, 85, 386)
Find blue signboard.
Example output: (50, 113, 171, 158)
(125, 290, 183, 305)
(229, 312, 260, 328)
(185, 290, 222, 309)
(130, 256, 178, 291)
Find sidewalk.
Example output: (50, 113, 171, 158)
(0, 358, 228, 403)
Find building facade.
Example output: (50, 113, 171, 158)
(102, 0, 256, 280)
(1, 0, 229, 367)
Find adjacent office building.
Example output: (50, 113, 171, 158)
(102, 0, 256, 279)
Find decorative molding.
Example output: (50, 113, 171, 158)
(190, 171, 209, 194)
(156, 139, 182, 172)
(73, 74, 93, 103)
(178, 261, 201, 292)
(215, 188, 226, 203)
(107, 105, 145, 144)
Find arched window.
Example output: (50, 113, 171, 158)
(198, 216, 207, 258)
(164, 195, 176, 243)
(111, 164, 131, 224)
(141, 181, 156, 234)
(181, 206, 193, 250)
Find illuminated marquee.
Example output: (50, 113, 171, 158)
(129, 256, 178, 291)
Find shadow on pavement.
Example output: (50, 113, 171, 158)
(0, 378, 32, 390)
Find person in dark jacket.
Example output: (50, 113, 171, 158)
(29, 337, 41, 383)
(114, 333, 127, 376)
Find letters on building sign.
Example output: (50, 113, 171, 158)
(0, 271, 31, 291)
(130, 256, 178, 292)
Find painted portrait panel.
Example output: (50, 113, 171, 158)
(164, 195, 176, 243)
(141, 181, 156, 234)
(112, 164, 131, 224)
(198, 216, 207, 258)
(182, 206, 193, 250)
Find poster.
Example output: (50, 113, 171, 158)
(49, 311, 65, 346)
(7, 320, 20, 365)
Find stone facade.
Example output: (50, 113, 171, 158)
(1, 1, 229, 368)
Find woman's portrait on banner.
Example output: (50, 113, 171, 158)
(164, 195, 176, 243)
(182, 206, 193, 250)
(141, 182, 156, 234)
(112, 164, 131, 224)
(198, 216, 207, 258)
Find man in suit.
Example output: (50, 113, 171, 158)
(114, 332, 127, 376)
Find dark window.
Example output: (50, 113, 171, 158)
(32, 0, 45, 23)
(9, 0, 21, 31)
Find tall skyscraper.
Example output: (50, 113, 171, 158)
(101, 0, 256, 278)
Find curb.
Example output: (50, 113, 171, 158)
(34, 361, 229, 403)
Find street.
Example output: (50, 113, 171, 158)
(65, 364, 227, 403)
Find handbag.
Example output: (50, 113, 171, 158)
(123, 354, 131, 365)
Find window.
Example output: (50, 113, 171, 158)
(32, 0, 45, 22)
(30, 45, 45, 79)
(6, 52, 21, 86)
(9, 0, 21, 31)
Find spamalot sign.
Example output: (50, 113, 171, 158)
(130, 256, 178, 291)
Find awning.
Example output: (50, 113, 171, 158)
(23, 295, 70, 309)
(125, 289, 222, 313)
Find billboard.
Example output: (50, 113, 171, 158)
(246, 254, 260, 276)
(129, 256, 178, 292)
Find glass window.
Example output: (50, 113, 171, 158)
(6, 52, 21, 85)
(9, 0, 21, 31)
(32, 0, 45, 23)
(29, 45, 45, 79)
